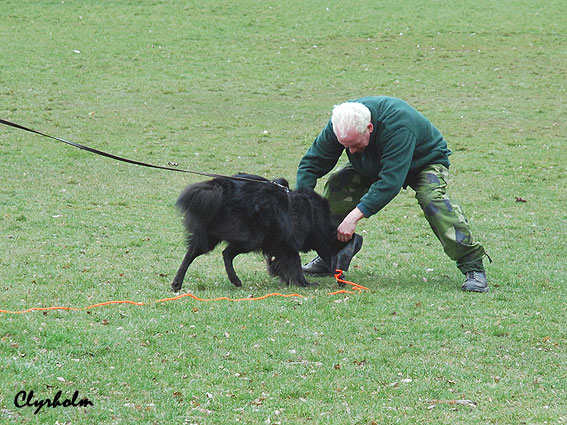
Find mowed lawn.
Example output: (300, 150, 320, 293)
(1, 0, 566, 424)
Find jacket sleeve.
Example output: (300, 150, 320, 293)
(357, 127, 416, 217)
(296, 121, 344, 190)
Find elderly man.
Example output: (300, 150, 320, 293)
(296, 96, 489, 292)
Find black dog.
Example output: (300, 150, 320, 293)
(171, 173, 341, 291)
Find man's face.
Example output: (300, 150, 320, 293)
(335, 123, 373, 154)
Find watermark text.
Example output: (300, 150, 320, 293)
(14, 390, 93, 415)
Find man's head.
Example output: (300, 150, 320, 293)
(331, 102, 373, 154)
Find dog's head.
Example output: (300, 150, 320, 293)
(291, 190, 341, 261)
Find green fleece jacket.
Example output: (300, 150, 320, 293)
(296, 96, 451, 217)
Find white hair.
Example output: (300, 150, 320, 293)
(331, 102, 371, 139)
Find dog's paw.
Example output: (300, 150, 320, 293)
(230, 278, 243, 287)
(171, 280, 182, 292)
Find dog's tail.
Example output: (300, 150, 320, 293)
(176, 180, 225, 229)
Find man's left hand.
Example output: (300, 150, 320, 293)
(337, 207, 365, 242)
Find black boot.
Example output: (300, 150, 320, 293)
(462, 270, 488, 293)
(302, 255, 334, 276)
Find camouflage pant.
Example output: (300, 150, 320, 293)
(322, 164, 486, 273)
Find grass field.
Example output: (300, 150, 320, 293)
(1, 0, 566, 423)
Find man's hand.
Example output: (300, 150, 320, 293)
(337, 207, 365, 242)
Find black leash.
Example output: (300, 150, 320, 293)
(0, 118, 289, 191)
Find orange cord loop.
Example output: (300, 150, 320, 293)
(329, 269, 370, 295)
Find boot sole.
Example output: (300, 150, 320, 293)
(462, 284, 489, 293)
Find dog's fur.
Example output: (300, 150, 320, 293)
(171, 173, 341, 290)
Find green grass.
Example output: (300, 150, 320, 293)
(1, 0, 566, 423)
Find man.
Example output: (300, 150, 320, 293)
(296, 96, 490, 292)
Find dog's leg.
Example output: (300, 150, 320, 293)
(273, 251, 317, 287)
(222, 237, 264, 287)
(265, 255, 278, 277)
(222, 245, 245, 287)
(171, 248, 200, 291)
(172, 233, 220, 291)
(290, 253, 317, 287)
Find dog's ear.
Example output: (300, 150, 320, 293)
(272, 177, 289, 188)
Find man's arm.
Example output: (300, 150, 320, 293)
(296, 121, 343, 190)
(355, 127, 417, 217)
(337, 127, 417, 241)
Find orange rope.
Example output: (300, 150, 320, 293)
(0, 300, 145, 314)
(0, 269, 368, 314)
(154, 292, 305, 304)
